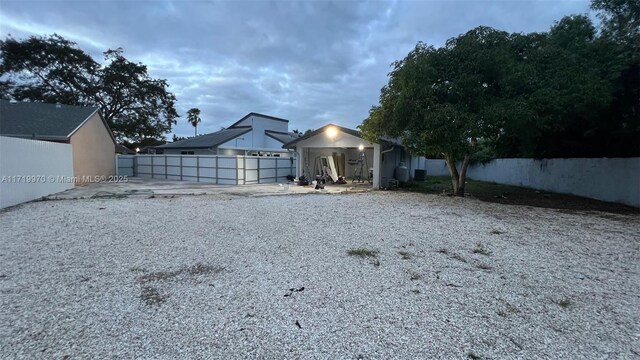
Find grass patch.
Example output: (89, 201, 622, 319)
(497, 301, 520, 317)
(475, 263, 493, 271)
(398, 251, 413, 260)
(137, 263, 223, 283)
(451, 253, 468, 263)
(436, 248, 449, 255)
(409, 272, 422, 281)
(490, 229, 506, 235)
(467, 351, 483, 359)
(411, 289, 421, 294)
(140, 286, 166, 306)
(129, 266, 148, 273)
(472, 242, 493, 256)
(555, 298, 573, 309)
(405, 176, 638, 214)
(347, 248, 379, 258)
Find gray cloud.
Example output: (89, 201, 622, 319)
(1, 0, 590, 138)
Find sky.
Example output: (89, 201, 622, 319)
(0, 0, 592, 138)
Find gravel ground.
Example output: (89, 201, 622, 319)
(1, 192, 638, 359)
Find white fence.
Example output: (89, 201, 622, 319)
(0, 136, 74, 209)
(426, 157, 640, 207)
(117, 154, 297, 185)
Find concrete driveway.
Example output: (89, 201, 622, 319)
(48, 177, 373, 199)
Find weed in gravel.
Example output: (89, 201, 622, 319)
(410, 272, 422, 281)
(398, 251, 413, 260)
(348, 248, 379, 258)
(497, 302, 520, 317)
(436, 248, 449, 254)
(137, 270, 182, 283)
(555, 298, 573, 309)
(412, 289, 421, 294)
(129, 267, 147, 273)
(472, 242, 492, 256)
(187, 263, 224, 275)
(140, 286, 167, 306)
(467, 351, 483, 359)
(475, 263, 493, 271)
(490, 229, 506, 235)
(451, 254, 468, 263)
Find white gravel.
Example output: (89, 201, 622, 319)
(1, 192, 638, 359)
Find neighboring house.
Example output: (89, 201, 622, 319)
(0, 100, 116, 182)
(282, 124, 423, 189)
(156, 112, 299, 157)
(115, 144, 136, 155)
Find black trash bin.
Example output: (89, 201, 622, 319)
(414, 169, 426, 181)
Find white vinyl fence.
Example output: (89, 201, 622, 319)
(0, 136, 74, 209)
(117, 154, 297, 185)
(426, 157, 640, 207)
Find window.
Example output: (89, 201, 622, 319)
(181, 151, 195, 155)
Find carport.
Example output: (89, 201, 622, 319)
(283, 124, 409, 189)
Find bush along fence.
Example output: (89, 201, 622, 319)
(117, 155, 297, 185)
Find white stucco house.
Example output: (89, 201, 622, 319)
(156, 112, 299, 157)
(282, 124, 426, 189)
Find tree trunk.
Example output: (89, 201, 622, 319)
(444, 155, 461, 196)
(445, 154, 471, 197)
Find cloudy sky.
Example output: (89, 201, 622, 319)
(1, 0, 591, 138)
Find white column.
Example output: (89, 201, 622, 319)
(373, 143, 381, 189)
(297, 147, 304, 178)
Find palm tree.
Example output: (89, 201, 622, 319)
(187, 108, 201, 136)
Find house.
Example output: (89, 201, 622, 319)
(156, 112, 299, 157)
(282, 124, 423, 189)
(115, 144, 136, 155)
(0, 100, 116, 181)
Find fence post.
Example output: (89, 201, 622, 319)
(258, 157, 261, 184)
(243, 156, 247, 185)
(197, 156, 200, 182)
(275, 158, 278, 184)
(180, 156, 183, 181)
(133, 156, 138, 177)
(215, 156, 218, 184)
(236, 157, 239, 185)
(165, 155, 168, 179)
(151, 156, 154, 179)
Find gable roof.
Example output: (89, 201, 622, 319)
(282, 123, 402, 148)
(0, 100, 109, 141)
(227, 112, 289, 129)
(265, 130, 300, 144)
(156, 126, 252, 149)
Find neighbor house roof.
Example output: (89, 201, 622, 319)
(156, 126, 252, 149)
(0, 100, 114, 142)
(115, 144, 136, 154)
(226, 112, 289, 129)
(265, 130, 300, 144)
(282, 123, 402, 148)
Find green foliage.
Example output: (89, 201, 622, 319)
(0, 34, 178, 143)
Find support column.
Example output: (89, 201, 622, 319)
(373, 143, 381, 189)
(297, 147, 304, 178)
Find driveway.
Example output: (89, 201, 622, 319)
(48, 177, 373, 199)
(1, 192, 638, 358)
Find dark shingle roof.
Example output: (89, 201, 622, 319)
(265, 130, 299, 144)
(0, 100, 99, 140)
(156, 126, 252, 149)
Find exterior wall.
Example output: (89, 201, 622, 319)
(161, 148, 217, 155)
(218, 129, 254, 149)
(425, 157, 640, 207)
(69, 113, 115, 182)
(232, 115, 288, 148)
(0, 136, 74, 208)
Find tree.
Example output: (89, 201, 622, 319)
(0, 34, 178, 143)
(187, 108, 201, 136)
(361, 27, 520, 196)
(172, 134, 187, 142)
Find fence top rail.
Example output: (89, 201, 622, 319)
(132, 154, 295, 159)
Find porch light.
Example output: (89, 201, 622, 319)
(326, 126, 338, 139)
(358, 144, 364, 150)
(135, 147, 140, 153)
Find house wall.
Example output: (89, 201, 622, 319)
(218, 129, 254, 149)
(162, 148, 217, 155)
(425, 157, 640, 207)
(69, 113, 115, 182)
(0, 136, 74, 208)
(304, 147, 374, 179)
(233, 115, 288, 148)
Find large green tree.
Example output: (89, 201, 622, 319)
(361, 27, 522, 196)
(0, 34, 178, 143)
